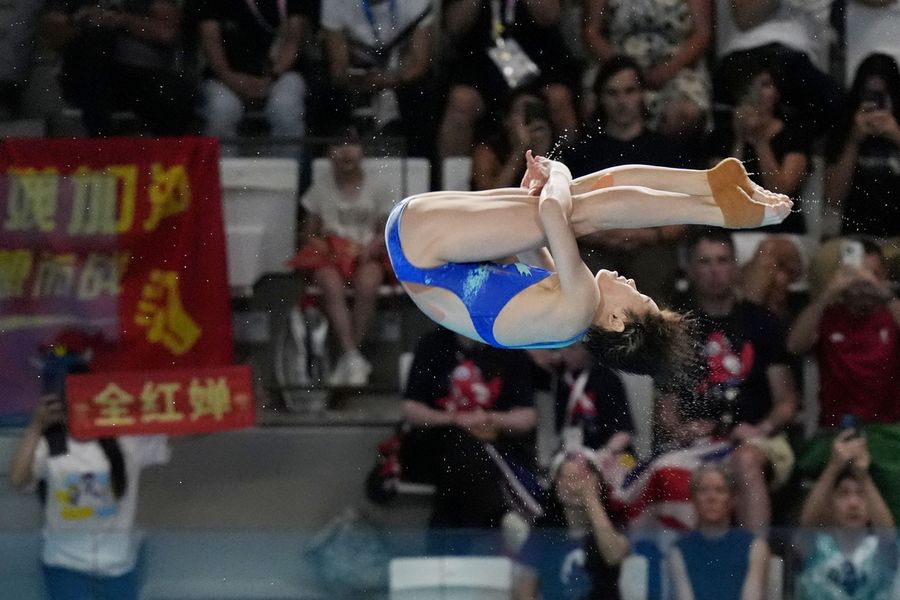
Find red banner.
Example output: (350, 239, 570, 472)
(0, 138, 233, 418)
(66, 365, 255, 438)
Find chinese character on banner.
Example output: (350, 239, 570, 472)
(66, 365, 254, 439)
(0, 137, 231, 422)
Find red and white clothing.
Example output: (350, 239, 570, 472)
(817, 305, 900, 427)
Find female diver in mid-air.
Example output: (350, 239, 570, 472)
(385, 151, 792, 383)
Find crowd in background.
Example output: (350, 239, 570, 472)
(4, 0, 900, 599)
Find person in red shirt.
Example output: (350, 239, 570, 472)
(787, 238, 900, 426)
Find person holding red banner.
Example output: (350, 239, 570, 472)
(386, 150, 793, 385)
(9, 373, 170, 600)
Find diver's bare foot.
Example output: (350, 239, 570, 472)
(707, 158, 793, 228)
(749, 181, 793, 227)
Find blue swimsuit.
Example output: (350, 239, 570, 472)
(385, 198, 587, 349)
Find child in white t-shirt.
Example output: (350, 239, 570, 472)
(10, 394, 170, 600)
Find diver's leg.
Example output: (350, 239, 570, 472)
(571, 159, 791, 230)
(570, 182, 791, 234)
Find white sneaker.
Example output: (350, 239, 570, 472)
(342, 351, 372, 387)
(328, 354, 349, 387)
(329, 351, 371, 387)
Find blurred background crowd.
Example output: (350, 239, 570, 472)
(3, 0, 900, 599)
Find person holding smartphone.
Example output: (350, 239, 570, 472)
(470, 91, 553, 190)
(9, 363, 170, 600)
(787, 237, 900, 427)
(709, 61, 811, 233)
(825, 53, 900, 238)
(795, 431, 897, 600)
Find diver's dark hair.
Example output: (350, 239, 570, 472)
(583, 308, 699, 391)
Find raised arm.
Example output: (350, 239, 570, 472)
(9, 395, 63, 489)
(787, 267, 862, 354)
(799, 433, 894, 528)
(537, 157, 597, 299)
(582, 0, 616, 62)
(739, 538, 770, 600)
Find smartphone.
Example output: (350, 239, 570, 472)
(840, 240, 865, 268)
(839, 414, 861, 438)
(861, 89, 888, 111)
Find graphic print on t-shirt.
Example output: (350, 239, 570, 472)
(54, 471, 118, 520)
(435, 358, 502, 413)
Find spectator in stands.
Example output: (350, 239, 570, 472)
(795, 431, 896, 600)
(41, 0, 195, 137)
(668, 464, 770, 600)
(0, 1, 41, 121)
(400, 327, 539, 541)
(514, 450, 630, 600)
(288, 128, 393, 387)
(738, 236, 806, 323)
(559, 56, 694, 302)
(713, 0, 843, 139)
(529, 342, 634, 454)
(787, 237, 900, 427)
(709, 61, 810, 233)
(470, 91, 553, 191)
(8, 354, 170, 600)
(437, 0, 579, 159)
(659, 228, 800, 530)
(197, 0, 310, 156)
(582, 0, 712, 138)
(320, 0, 436, 158)
(825, 53, 900, 238)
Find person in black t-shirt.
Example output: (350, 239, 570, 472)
(197, 0, 310, 156)
(529, 342, 634, 453)
(658, 228, 800, 530)
(436, 0, 580, 159)
(400, 327, 539, 536)
(825, 53, 900, 239)
(709, 61, 810, 234)
(558, 56, 696, 303)
(42, 0, 196, 136)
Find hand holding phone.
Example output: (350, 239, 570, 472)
(35, 395, 67, 430)
(840, 240, 865, 268)
(839, 414, 861, 439)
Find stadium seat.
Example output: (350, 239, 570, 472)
(311, 156, 431, 200)
(220, 157, 300, 296)
(845, 1, 900, 83)
(389, 556, 514, 600)
(441, 157, 473, 191)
